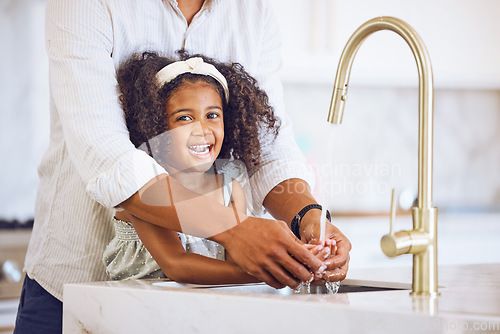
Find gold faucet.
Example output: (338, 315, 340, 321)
(327, 16, 439, 296)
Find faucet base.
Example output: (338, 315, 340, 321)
(411, 207, 439, 296)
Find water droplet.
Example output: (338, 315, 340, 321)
(325, 281, 340, 294)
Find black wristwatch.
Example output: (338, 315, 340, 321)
(290, 204, 331, 239)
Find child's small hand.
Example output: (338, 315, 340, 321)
(302, 239, 336, 260)
(302, 239, 337, 281)
(302, 243, 330, 261)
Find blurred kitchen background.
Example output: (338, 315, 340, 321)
(273, 0, 500, 214)
(1, 0, 500, 330)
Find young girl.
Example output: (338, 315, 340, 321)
(103, 51, 331, 284)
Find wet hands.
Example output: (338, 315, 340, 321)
(302, 239, 335, 282)
(299, 210, 351, 283)
(213, 216, 324, 289)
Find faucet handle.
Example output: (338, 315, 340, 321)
(381, 189, 412, 257)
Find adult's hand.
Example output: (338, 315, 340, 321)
(211, 216, 324, 289)
(262, 178, 351, 283)
(299, 209, 351, 282)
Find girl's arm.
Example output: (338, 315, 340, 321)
(230, 178, 246, 213)
(128, 212, 260, 285)
(123, 178, 329, 284)
(225, 179, 246, 263)
(120, 174, 323, 288)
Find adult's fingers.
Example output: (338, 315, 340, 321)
(322, 256, 350, 282)
(286, 243, 325, 277)
(261, 257, 303, 289)
(324, 236, 350, 269)
(219, 217, 316, 288)
(241, 248, 304, 289)
(251, 267, 286, 289)
(260, 223, 315, 285)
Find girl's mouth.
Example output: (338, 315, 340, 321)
(187, 144, 213, 159)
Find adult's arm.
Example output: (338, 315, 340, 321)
(46, 0, 165, 208)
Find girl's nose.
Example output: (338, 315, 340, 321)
(191, 121, 211, 137)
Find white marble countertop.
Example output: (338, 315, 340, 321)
(63, 263, 500, 334)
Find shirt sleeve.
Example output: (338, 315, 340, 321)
(247, 1, 316, 213)
(45, 0, 166, 208)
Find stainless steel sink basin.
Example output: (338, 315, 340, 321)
(201, 281, 407, 295)
(152, 279, 410, 295)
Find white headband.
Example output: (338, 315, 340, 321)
(155, 57, 229, 102)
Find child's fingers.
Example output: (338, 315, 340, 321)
(302, 243, 323, 256)
(307, 238, 336, 248)
(302, 239, 339, 264)
(302, 244, 317, 250)
(324, 238, 336, 248)
(319, 246, 331, 260)
(308, 246, 330, 261)
(324, 239, 337, 257)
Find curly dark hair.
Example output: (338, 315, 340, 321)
(116, 50, 281, 171)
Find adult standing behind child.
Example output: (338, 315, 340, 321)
(15, 1, 351, 333)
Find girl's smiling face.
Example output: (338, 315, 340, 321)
(163, 80, 224, 174)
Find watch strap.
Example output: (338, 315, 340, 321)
(290, 204, 331, 239)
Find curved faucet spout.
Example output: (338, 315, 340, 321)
(328, 16, 433, 210)
(327, 16, 438, 296)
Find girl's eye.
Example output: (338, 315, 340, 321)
(207, 112, 220, 119)
(176, 115, 191, 121)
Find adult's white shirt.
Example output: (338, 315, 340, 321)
(25, 0, 314, 300)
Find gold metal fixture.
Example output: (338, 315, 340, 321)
(327, 16, 439, 296)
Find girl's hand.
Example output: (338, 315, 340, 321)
(302, 240, 335, 261)
(299, 210, 351, 282)
(302, 239, 336, 282)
